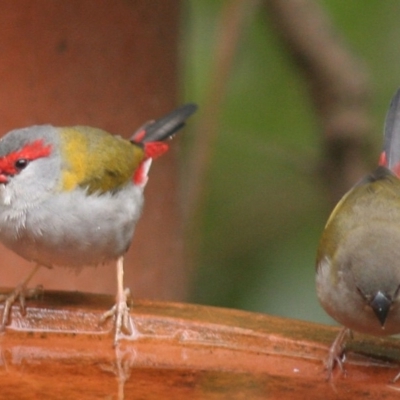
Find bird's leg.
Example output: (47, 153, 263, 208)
(0, 263, 43, 330)
(100, 256, 136, 345)
(325, 327, 351, 379)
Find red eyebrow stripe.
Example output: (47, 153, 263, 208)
(0, 139, 52, 175)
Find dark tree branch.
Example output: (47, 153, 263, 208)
(184, 0, 260, 225)
(264, 0, 372, 204)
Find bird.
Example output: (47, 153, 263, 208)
(0, 103, 197, 344)
(316, 89, 400, 377)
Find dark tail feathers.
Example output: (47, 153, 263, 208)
(131, 103, 197, 144)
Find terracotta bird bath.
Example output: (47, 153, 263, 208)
(0, 290, 399, 399)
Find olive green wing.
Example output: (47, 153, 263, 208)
(59, 126, 144, 194)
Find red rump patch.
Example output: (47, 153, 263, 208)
(132, 142, 168, 186)
(133, 162, 146, 185)
(133, 128, 146, 142)
(393, 163, 400, 178)
(144, 142, 169, 159)
(0, 139, 52, 176)
(379, 151, 400, 177)
(379, 151, 387, 167)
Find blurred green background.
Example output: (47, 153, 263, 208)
(181, 1, 400, 326)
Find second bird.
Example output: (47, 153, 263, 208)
(316, 89, 400, 374)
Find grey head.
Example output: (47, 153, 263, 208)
(0, 125, 61, 208)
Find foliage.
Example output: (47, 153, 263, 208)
(182, 0, 400, 324)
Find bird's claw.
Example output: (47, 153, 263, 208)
(100, 288, 136, 346)
(0, 284, 44, 330)
(325, 328, 350, 379)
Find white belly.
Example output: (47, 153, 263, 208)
(0, 185, 144, 267)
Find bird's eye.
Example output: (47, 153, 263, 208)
(15, 159, 29, 170)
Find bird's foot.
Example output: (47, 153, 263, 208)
(100, 288, 137, 346)
(325, 328, 351, 379)
(0, 284, 44, 331)
(0, 263, 43, 331)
